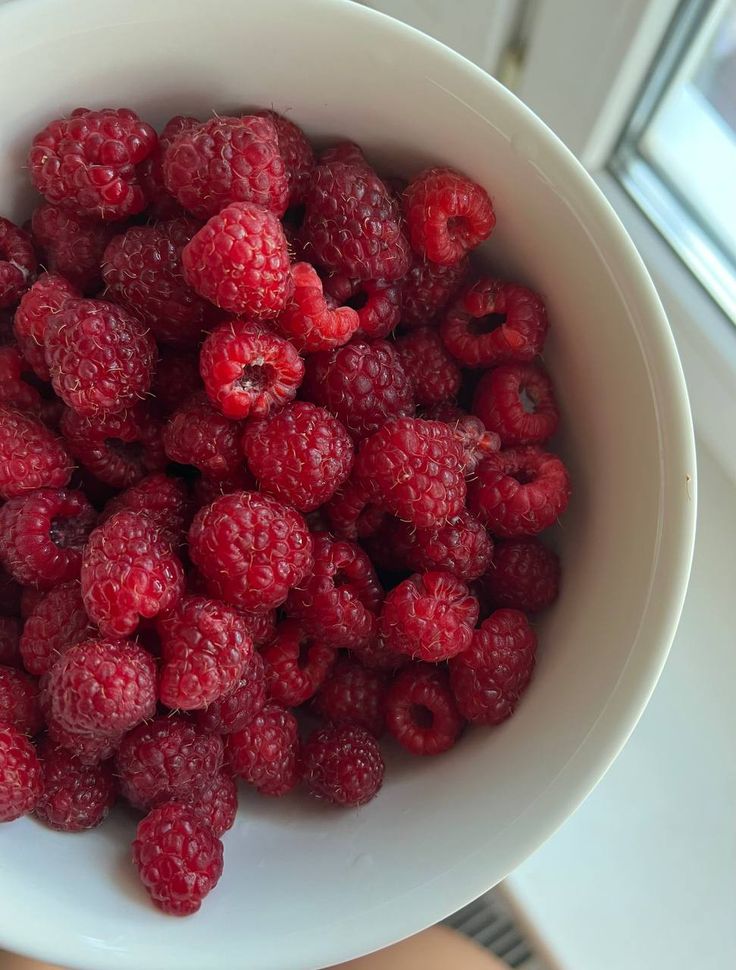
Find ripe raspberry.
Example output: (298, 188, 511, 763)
(0, 488, 96, 588)
(34, 741, 116, 831)
(116, 716, 223, 809)
(137, 115, 199, 219)
(226, 703, 301, 796)
(276, 262, 359, 352)
(28, 107, 157, 220)
(386, 664, 464, 755)
(0, 568, 22, 616)
(0, 725, 42, 821)
(30, 203, 115, 292)
(174, 769, 238, 838)
(312, 659, 387, 738)
(152, 352, 201, 414)
(301, 340, 414, 440)
(0, 217, 37, 308)
(46, 717, 121, 766)
(132, 802, 224, 916)
(302, 161, 411, 280)
(102, 473, 191, 549)
(191, 467, 255, 507)
(323, 477, 388, 541)
(0, 345, 43, 412)
(254, 110, 315, 206)
(189, 491, 313, 612)
(322, 274, 403, 340)
(319, 141, 371, 169)
(483, 538, 560, 613)
(102, 218, 212, 347)
(0, 406, 72, 499)
(419, 400, 467, 423)
(395, 328, 461, 406)
(13, 273, 79, 380)
(403, 167, 495, 265)
(194, 651, 267, 734)
(81, 510, 185, 636)
(240, 609, 277, 648)
(467, 446, 571, 537)
(452, 414, 502, 475)
(163, 394, 243, 479)
(441, 278, 548, 368)
(45, 298, 157, 416)
(303, 723, 384, 807)
(401, 255, 469, 329)
(449, 609, 536, 724)
(156, 595, 253, 710)
(163, 114, 288, 219)
(241, 402, 354, 512)
(473, 362, 560, 447)
(261, 620, 337, 707)
(0, 666, 42, 735)
(286, 533, 382, 648)
(350, 634, 407, 673)
(0, 617, 21, 668)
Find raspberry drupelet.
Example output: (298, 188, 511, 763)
(261, 619, 337, 707)
(385, 664, 464, 755)
(303, 723, 384, 807)
(473, 362, 560, 447)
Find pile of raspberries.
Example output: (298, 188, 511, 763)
(0, 105, 570, 916)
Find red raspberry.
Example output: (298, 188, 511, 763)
(102, 218, 212, 347)
(467, 446, 571, 537)
(254, 110, 315, 206)
(45, 298, 157, 417)
(132, 802, 224, 916)
(30, 203, 115, 292)
(286, 533, 382, 648)
(261, 620, 337, 707)
(174, 769, 238, 838)
(0, 345, 43, 414)
(472, 362, 560, 447)
(152, 352, 201, 414)
(450, 609, 536, 724)
(0, 725, 42, 821)
(28, 107, 157, 220)
(240, 609, 277, 648)
(0, 568, 22, 617)
(386, 664, 464, 755)
(483, 538, 560, 613)
(401, 255, 469, 329)
(60, 405, 165, 488)
(403, 167, 495, 265)
(322, 274, 403, 340)
(46, 718, 121, 766)
(137, 115, 199, 219)
(23, 582, 95, 676)
(0, 488, 96, 588)
(441, 278, 549, 368)
(420, 400, 467, 423)
(0, 617, 21, 668)
(13, 273, 79, 380)
(303, 723, 384, 807)
(241, 402, 354, 512)
(226, 703, 301, 796)
(199, 321, 303, 419)
(163, 394, 243, 479)
(276, 262, 359, 352)
(0, 666, 42, 735)
(191, 467, 255, 507)
(189, 491, 313, 612)
(350, 634, 407, 673)
(20, 587, 45, 620)
(81, 510, 185, 636)
(0, 406, 72, 499)
(301, 340, 414, 440)
(163, 114, 288, 219)
(102, 473, 191, 549)
(452, 414, 502, 475)
(116, 716, 223, 809)
(156, 595, 253, 710)
(0, 217, 37, 308)
(395, 328, 461, 406)
(319, 141, 371, 169)
(194, 651, 267, 734)
(34, 741, 116, 831)
(302, 161, 411, 281)
(323, 477, 389, 542)
(312, 659, 387, 738)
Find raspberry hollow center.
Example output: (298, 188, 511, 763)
(411, 703, 433, 729)
(238, 360, 273, 393)
(519, 386, 537, 414)
(468, 312, 506, 336)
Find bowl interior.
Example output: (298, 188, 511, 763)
(0, 1, 695, 969)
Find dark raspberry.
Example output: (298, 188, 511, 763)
(401, 255, 469, 329)
(0, 725, 42, 821)
(0, 346, 44, 414)
(137, 115, 199, 219)
(226, 703, 301, 796)
(163, 394, 243, 480)
(0, 666, 42, 735)
(324, 477, 387, 541)
(0, 217, 37, 308)
(240, 609, 277, 648)
(419, 400, 467, 423)
(20, 587, 45, 620)
(0, 568, 22, 616)
(483, 538, 560, 613)
(395, 327, 461, 406)
(13, 273, 79, 380)
(152, 352, 202, 414)
(0, 406, 72, 499)
(194, 651, 267, 735)
(46, 717, 121, 766)
(254, 110, 315, 206)
(276, 262, 359, 352)
(0, 616, 21, 668)
(303, 723, 384, 807)
(312, 659, 387, 738)
(174, 769, 238, 838)
(102, 473, 191, 549)
(30, 203, 115, 292)
(319, 141, 371, 169)
(350, 635, 407, 673)
(386, 664, 464, 755)
(322, 274, 403, 340)
(191, 467, 255, 507)
(34, 741, 116, 831)
(473, 362, 560, 446)
(261, 620, 337, 707)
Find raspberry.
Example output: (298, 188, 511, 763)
(163, 114, 288, 219)
(0, 568, 22, 616)
(301, 340, 414, 440)
(441, 278, 549, 368)
(483, 538, 560, 613)
(0, 217, 36, 308)
(20, 587, 45, 620)
(156, 595, 253, 710)
(467, 446, 571, 536)
(81, 510, 185, 636)
(152, 352, 201, 414)
(254, 110, 315, 206)
(194, 651, 267, 734)
(302, 161, 411, 280)
(28, 107, 157, 220)
(189, 491, 313, 612)
(163, 394, 243, 480)
(30, 203, 115, 292)
(449, 609, 536, 724)
(0, 725, 42, 821)
(199, 321, 303, 419)
(0, 666, 42, 735)
(401, 255, 469, 329)
(61, 405, 165, 488)
(0, 406, 72, 499)
(102, 473, 191, 549)
(13, 273, 79, 380)
(226, 703, 300, 796)
(0, 345, 43, 414)
(452, 414, 502, 475)
(276, 262, 359, 352)
(46, 717, 121, 766)
(0, 488, 96, 588)
(350, 634, 407, 672)
(102, 218, 212, 347)
(137, 115, 199, 219)
(0, 617, 21, 668)
(395, 328, 461, 406)
(312, 659, 387, 738)
(261, 620, 337, 707)
(323, 477, 388, 541)
(322, 274, 403, 340)
(241, 402, 354, 512)
(240, 609, 277, 648)
(319, 141, 371, 169)
(132, 802, 224, 916)
(385, 664, 464, 755)
(286, 533, 382, 648)
(191, 467, 255, 507)
(45, 298, 157, 416)
(403, 167, 495, 265)
(174, 769, 238, 838)
(472, 362, 560, 447)
(420, 400, 467, 423)
(303, 723, 384, 807)
(116, 716, 223, 809)
(34, 741, 116, 831)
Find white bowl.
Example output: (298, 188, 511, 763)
(0, 1, 696, 968)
